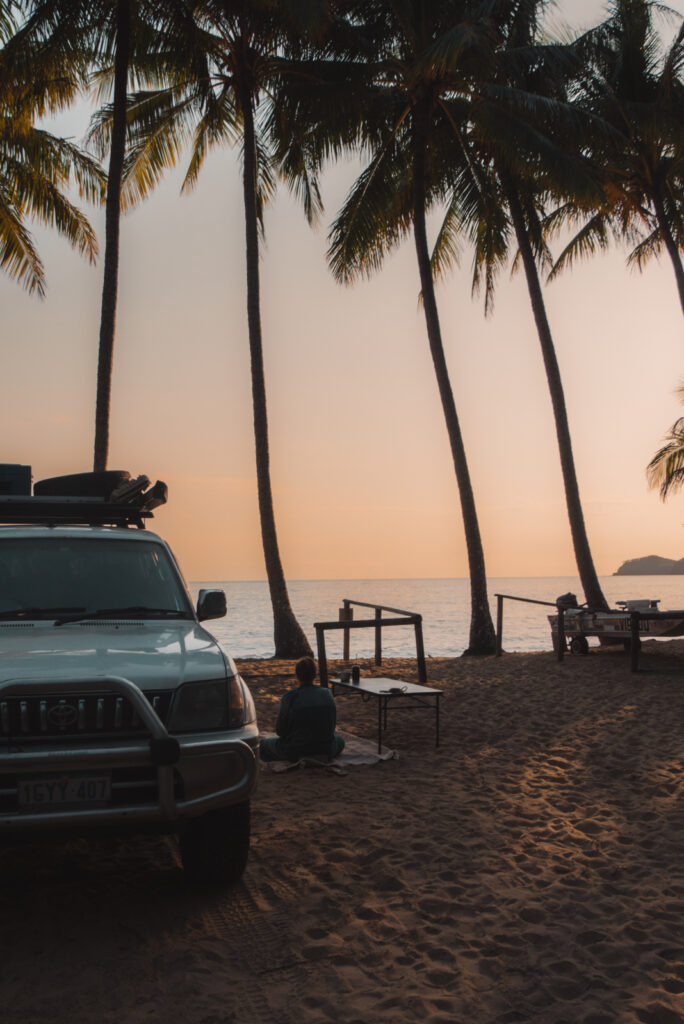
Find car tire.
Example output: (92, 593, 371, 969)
(179, 801, 250, 885)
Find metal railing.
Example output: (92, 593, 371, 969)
(314, 599, 427, 687)
(494, 592, 559, 658)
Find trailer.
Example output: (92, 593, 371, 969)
(548, 598, 684, 654)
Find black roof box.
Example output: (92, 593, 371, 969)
(33, 470, 131, 500)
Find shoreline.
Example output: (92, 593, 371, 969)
(195, 576, 684, 661)
(1, 641, 683, 1022)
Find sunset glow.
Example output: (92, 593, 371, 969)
(2, 0, 683, 583)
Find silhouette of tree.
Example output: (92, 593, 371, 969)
(430, 0, 609, 610)
(111, 0, 327, 657)
(553, 0, 684, 316)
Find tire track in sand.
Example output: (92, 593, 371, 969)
(198, 865, 311, 1024)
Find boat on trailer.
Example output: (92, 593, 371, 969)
(548, 598, 684, 655)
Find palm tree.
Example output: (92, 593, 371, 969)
(110, 0, 324, 657)
(647, 383, 684, 498)
(552, 0, 684, 316)
(88, 1, 198, 471)
(18, 0, 199, 471)
(428, 0, 609, 611)
(91, 0, 132, 473)
(276, 0, 499, 653)
(0, 5, 103, 295)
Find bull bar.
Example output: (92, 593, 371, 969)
(0, 675, 257, 830)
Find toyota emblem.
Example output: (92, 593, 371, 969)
(47, 702, 78, 730)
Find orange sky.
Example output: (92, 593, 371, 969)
(2, 0, 683, 584)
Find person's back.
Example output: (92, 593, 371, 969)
(259, 657, 345, 763)
(278, 684, 337, 757)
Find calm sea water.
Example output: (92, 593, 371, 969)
(189, 576, 684, 659)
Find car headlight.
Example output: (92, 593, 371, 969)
(168, 679, 229, 732)
(167, 676, 256, 732)
(237, 676, 257, 726)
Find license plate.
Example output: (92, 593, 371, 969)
(17, 774, 111, 808)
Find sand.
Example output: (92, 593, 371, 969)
(2, 641, 684, 1023)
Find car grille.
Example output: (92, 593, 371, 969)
(0, 690, 173, 739)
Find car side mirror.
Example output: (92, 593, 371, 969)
(197, 588, 227, 621)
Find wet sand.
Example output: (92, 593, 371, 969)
(2, 641, 684, 1023)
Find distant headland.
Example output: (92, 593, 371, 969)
(614, 555, 684, 575)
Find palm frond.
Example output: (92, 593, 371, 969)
(626, 223, 662, 268)
(121, 88, 197, 208)
(183, 82, 240, 192)
(0, 190, 45, 296)
(547, 211, 612, 280)
(430, 195, 464, 283)
(327, 139, 412, 284)
(647, 417, 684, 499)
(279, 138, 323, 224)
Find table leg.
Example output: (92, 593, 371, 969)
(378, 698, 382, 754)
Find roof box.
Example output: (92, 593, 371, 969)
(33, 470, 131, 500)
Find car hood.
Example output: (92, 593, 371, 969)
(0, 621, 232, 690)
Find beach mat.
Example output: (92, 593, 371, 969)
(259, 729, 396, 774)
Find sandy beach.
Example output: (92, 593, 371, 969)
(2, 641, 684, 1023)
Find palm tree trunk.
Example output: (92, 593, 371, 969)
(652, 186, 684, 317)
(501, 168, 608, 611)
(93, 0, 130, 472)
(412, 106, 496, 655)
(240, 87, 312, 659)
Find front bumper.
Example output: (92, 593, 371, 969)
(0, 674, 258, 833)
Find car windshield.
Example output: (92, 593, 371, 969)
(0, 537, 193, 620)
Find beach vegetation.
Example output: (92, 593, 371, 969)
(15, 1, 200, 472)
(550, 0, 684, 316)
(426, 0, 609, 611)
(0, 3, 103, 296)
(99, 0, 326, 658)
(647, 382, 684, 498)
(3, 0, 681, 651)
(272, 0, 501, 653)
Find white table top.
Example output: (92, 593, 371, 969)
(331, 676, 442, 696)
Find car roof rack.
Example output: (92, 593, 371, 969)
(0, 476, 168, 529)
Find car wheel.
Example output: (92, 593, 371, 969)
(179, 801, 250, 885)
(570, 635, 589, 656)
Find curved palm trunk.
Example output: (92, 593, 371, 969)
(93, 0, 130, 472)
(412, 108, 496, 655)
(501, 169, 608, 611)
(240, 89, 312, 659)
(652, 186, 684, 317)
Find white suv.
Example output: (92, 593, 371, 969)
(0, 470, 259, 884)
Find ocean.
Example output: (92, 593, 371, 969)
(189, 575, 684, 659)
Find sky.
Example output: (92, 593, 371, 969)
(2, 0, 684, 585)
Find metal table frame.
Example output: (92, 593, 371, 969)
(331, 677, 442, 753)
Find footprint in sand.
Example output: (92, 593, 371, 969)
(519, 907, 545, 924)
(576, 930, 607, 947)
(637, 1006, 683, 1024)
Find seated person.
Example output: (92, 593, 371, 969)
(260, 657, 345, 763)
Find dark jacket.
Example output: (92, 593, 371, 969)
(275, 684, 338, 758)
